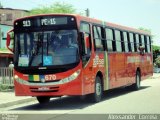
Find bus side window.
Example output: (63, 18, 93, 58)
(127, 32, 132, 52)
(141, 35, 145, 52)
(149, 36, 152, 53)
(120, 31, 125, 52)
(135, 34, 140, 52)
(93, 26, 103, 51)
(123, 32, 129, 52)
(144, 36, 148, 53)
(105, 28, 113, 52)
(146, 36, 151, 53)
(114, 30, 122, 52)
(129, 33, 135, 52)
(133, 33, 137, 52)
(80, 22, 91, 54)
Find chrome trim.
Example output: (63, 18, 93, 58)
(16, 69, 81, 86)
(16, 78, 63, 86)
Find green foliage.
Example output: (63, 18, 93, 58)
(155, 57, 160, 68)
(152, 45, 160, 63)
(138, 27, 155, 40)
(0, 84, 9, 91)
(152, 45, 160, 51)
(138, 27, 151, 33)
(28, 2, 77, 15)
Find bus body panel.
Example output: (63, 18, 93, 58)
(14, 62, 83, 96)
(10, 14, 153, 100)
(108, 53, 153, 89)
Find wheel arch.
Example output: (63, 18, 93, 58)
(96, 71, 104, 91)
(136, 67, 141, 79)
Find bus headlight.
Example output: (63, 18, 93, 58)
(14, 75, 19, 80)
(62, 69, 81, 83)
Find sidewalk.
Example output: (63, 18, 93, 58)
(0, 92, 36, 108)
(151, 73, 160, 79)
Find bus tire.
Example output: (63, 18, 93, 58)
(37, 96, 50, 104)
(132, 71, 141, 90)
(90, 76, 103, 103)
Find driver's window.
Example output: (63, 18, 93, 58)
(80, 22, 91, 55)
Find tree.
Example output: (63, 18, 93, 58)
(28, 2, 78, 15)
(152, 45, 160, 63)
(138, 27, 155, 40)
(138, 27, 151, 33)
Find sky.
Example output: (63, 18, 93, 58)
(1, 0, 160, 45)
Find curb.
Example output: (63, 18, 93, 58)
(0, 97, 36, 108)
(151, 73, 160, 79)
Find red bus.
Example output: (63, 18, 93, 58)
(7, 14, 153, 104)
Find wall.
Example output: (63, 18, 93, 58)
(0, 8, 28, 26)
(0, 24, 12, 48)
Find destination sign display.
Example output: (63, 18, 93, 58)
(14, 16, 74, 29)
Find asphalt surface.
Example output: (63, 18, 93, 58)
(0, 74, 160, 120)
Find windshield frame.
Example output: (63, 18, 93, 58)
(13, 15, 81, 74)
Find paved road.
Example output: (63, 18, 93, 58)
(0, 74, 160, 119)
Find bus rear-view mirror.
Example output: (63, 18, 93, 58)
(6, 29, 14, 52)
(80, 32, 88, 55)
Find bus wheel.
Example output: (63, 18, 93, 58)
(132, 71, 141, 90)
(91, 76, 103, 103)
(37, 96, 50, 104)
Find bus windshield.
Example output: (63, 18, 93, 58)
(14, 30, 79, 67)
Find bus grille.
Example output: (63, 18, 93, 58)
(30, 86, 59, 92)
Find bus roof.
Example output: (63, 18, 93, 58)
(74, 14, 151, 36)
(14, 13, 151, 36)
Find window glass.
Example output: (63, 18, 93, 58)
(123, 32, 129, 52)
(144, 36, 148, 52)
(80, 23, 90, 33)
(93, 26, 103, 51)
(115, 30, 122, 52)
(133, 34, 137, 52)
(146, 36, 151, 53)
(129, 33, 135, 52)
(141, 35, 145, 52)
(105, 28, 113, 51)
(15, 30, 79, 67)
(135, 34, 140, 52)
(80, 22, 91, 54)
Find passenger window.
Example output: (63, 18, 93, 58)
(141, 35, 145, 52)
(80, 22, 90, 33)
(146, 36, 151, 53)
(144, 36, 148, 52)
(115, 30, 122, 52)
(129, 33, 135, 52)
(80, 22, 91, 55)
(133, 34, 137, 52)
(93, 26, 103, 51)
(135, 34, 140, 52)
(123, 32, 129, 52)
(105, 28, 113, 51)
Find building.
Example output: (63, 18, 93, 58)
(0, 8, 29, 67)
(0, 8, 28, 26)
(0, 24, 12, 48)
